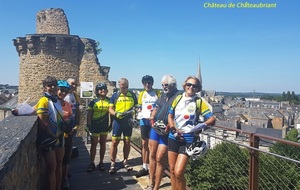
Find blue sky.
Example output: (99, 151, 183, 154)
(0, 0, 299, 94)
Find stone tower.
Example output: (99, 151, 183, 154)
(13, 8, 114, 103)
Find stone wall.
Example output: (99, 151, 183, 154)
(13, 8, 115, 104)
(36, 8, 70, 35)
(14, 34, 83, 103)
(0, 115, 45, 190)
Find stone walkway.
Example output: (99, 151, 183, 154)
(68, 136, 171, 190)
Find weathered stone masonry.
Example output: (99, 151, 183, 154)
(13, 8, 115, 104)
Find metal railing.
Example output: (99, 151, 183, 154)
(131, 125, 300, 190)
(186, 125, 300, 190)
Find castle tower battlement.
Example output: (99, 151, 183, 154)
(14, 34, 82, 60)
(13, 8, 113, 103)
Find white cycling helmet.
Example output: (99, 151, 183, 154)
(186, 140, 208, 160)
(153, 120, 168, 135)
(128, 118, 139, 128)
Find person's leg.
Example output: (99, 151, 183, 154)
(55, 147, 65, 190)
(142, 138, 149, 164)
(168, 138, 179, 190)
(90, 135, 99, 164)
(153, 144, 168, 190)
(62, 134, 73, 188)
(109, 138, 120, 173)
(148, 139, 158, 186)
(98, 133, 108, 170)
(122, 123, 133, 171)
(136, 124, 151, 177)
(123, 137, 131, 163)
(173, 154, 189, 190)
(110, 120, 121, 174)
(43, 150, 57, 190)
(141, 125, 151, 168)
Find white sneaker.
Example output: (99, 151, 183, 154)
(144, 185, 154, 190)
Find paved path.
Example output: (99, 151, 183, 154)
(68, 136, 171, 190)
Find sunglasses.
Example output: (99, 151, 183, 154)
(186, 83, 198, 88)
(46, 83, 58, 87)
(59, 87, 70, 93)
(162, 84, 169, 87)
(143, 81, 153, 85)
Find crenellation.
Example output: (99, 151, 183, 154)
(14, 8, 113, 104)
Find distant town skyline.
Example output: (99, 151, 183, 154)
(0, 0, 299, 94)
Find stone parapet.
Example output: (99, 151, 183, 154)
(13, 34, 83, 58)
(0, 114, 45, 190)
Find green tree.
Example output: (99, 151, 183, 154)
(96, 41, 102, 55)
(186, 142, 248, 190)
(291, 91, 299, 101)
(282, 91, 286, 101)
(260, 129, 300, 189)
(287, 91, 291, 101)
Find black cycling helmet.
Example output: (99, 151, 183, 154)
(95, 83, 107, 91)
(141, 75, 154, 84)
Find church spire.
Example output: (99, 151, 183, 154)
(197, 57, 202, 88)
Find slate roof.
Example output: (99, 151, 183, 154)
(0, 95, 18, 110)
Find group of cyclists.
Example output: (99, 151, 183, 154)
(12, 76, 80, 190)
(14, 74, 215, 190)
(84, 74, 216, 190)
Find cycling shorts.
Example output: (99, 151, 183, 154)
(90, 117, 110, 134)
(140, 118, 151, 139)
(149, 128, 168, 146)
(168, 138, 191, 155)
(112, 117, 132, 140)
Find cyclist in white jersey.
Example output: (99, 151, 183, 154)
(64, 78, 80, 132)
(135, 75, 161, 178)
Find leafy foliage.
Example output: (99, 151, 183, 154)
(260, 129, 300, 189)
(261, 91, 300, 105)
(186, 130, 300, 190)
(186, 142, 248, 190)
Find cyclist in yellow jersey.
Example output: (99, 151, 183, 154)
(108, 78, 138, 174)
(86, 83, 111, 172)
(35, 76, 65, 190)
(135, 75, 161, 178)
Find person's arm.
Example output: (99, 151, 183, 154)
(203, 115, 216, 128)
(149, 107, 157, 126)
(109, 105, 116, 117)
(86, 109, 93, 126)
(75, 106, 80, 125)
(168, 113, 175, 129)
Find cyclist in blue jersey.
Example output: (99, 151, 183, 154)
(146, 75, 180, 190)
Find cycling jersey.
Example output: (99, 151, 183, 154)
(36, 96, 63, 135)
(88, 97, 110, 134)
(64, 92, 80, 118)
(138, 89, 160, 119)
(88, 97, 110, 120)
(168, 92, 213, 143)
(109, 91, 137, 113)
(35, 96, 64, 150)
